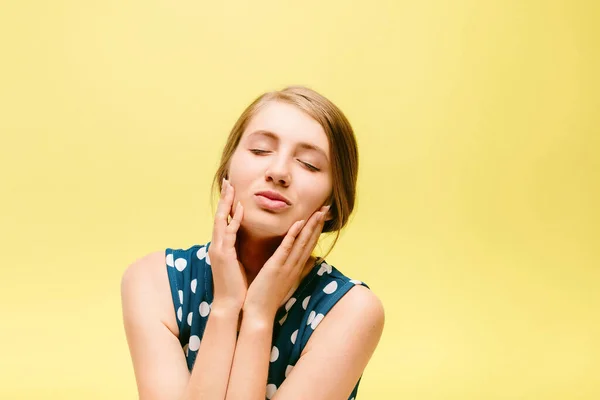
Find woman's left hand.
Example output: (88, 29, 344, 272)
(243, 205, 330, 321)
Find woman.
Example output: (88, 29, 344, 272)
(121, 86, 385, 400)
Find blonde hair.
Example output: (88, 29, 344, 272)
(211, 85, 359, 263)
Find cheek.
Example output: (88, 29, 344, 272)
(300, 180, 332, 211)
(228, 155, 261, 198)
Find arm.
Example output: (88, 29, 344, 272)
(121, 251, 190, 400)
(224, 310, 274, 400)
(225, 285, 385, 400)
(182, 303, 240, 400)
(121, 251, 241, 400)
(122, 179, 247, 399)
(272, 285, 384, 399)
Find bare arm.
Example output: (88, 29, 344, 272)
(271, 285, 384, 400)
(121, 251, 241, 400)
(224, 285, 385, 400)
(121, 251, 189, 400)
(181, 304, 240, 400)
(224, 311, 274, 400)
(122, 180, 246, 399)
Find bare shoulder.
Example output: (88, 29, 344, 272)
(121, 250, 179, 337)
(121, 251, 190, 399)
(276, 285, 384, 399)
(304, 284, 385, 355)
(335, 284, 385, 322)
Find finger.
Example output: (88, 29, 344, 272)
(297, 210, 327, 266)
(267, 220, 304, 267)
(279, 210, 322, 271)
(223, 202, 244, 249)
(284, 210, 325, 271)
(213, 179, 234, 243)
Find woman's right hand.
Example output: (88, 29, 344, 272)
(207, 178, 247, 312)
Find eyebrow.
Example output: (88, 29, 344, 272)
(247, 130, 329, 161)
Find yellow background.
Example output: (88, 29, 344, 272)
(1, 0, 598, 398)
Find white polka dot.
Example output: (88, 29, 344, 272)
(178, 290, 184, 305)
(350, 397, 355, 400)
(290, 329, 298, 344)
(270, 346, 279, 362)
(189, 335, 200, 351)
(177, 306, 182, 322)
(191, 279, 197, 294)
(285, 365, 294, 378)
(266, 384, 277, 399)
(279, 313, 288, 325)
(311, 313, 324, 329)
(183, 343, 189, 357)
(166, 253, 174, 267)
(196, 246, 207, 260)
(199, 301, 210, 317)
(307, 311, 316, 325)
(317, 262, 332, 276)
(350, 279, 362, 285)
(323, 281, 338, 294)
(187, 312, 193, 326)
(285, 297, 296, 311)
(206, 251, 211, 265)
(302, 296, 311, 310)
(175, 258, 187, 271)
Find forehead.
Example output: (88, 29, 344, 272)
(242, 101, 329, 152)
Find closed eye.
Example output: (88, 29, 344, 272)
(250, 149, 270, 155)
(250, 149, 320, 172)
(300, 161, 320, 172)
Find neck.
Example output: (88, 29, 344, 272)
(234, 226, 317, 287)
(234, 226, 284, 285)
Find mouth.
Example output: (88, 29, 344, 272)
(254, 190, 292, 205)
(254, 191, 292, 211)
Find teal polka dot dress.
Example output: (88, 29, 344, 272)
(165, 242, 370, 400)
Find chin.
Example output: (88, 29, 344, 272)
(241, 214, 289, 239)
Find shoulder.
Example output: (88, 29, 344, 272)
(121, 250, 169, 299)
(275, 278, 384, 399)
(121, 243, 211, 337)
(302, 262, 384, 354)
(333, 284, 384, 321)
(304, 284, 384, 353)
(121, 250, 179, 335)
(120, 250, 197, 398)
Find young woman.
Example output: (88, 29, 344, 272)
(121, 86, 385, 400)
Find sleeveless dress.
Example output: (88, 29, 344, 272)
(165, 242, 370, 400)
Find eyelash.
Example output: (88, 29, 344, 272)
(249, 149, 320, 172)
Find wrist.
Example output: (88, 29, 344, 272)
(241, 304, 275, 326)
(211, 300, 242, 318)
(239, 308, 273, 334)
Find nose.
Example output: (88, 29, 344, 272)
(265, 156, 291, 187)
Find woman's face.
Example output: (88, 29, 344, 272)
(227, 100, 333, 238)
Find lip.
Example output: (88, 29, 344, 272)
(255, 190, 292, 205)
(254, 192, 292, 211)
